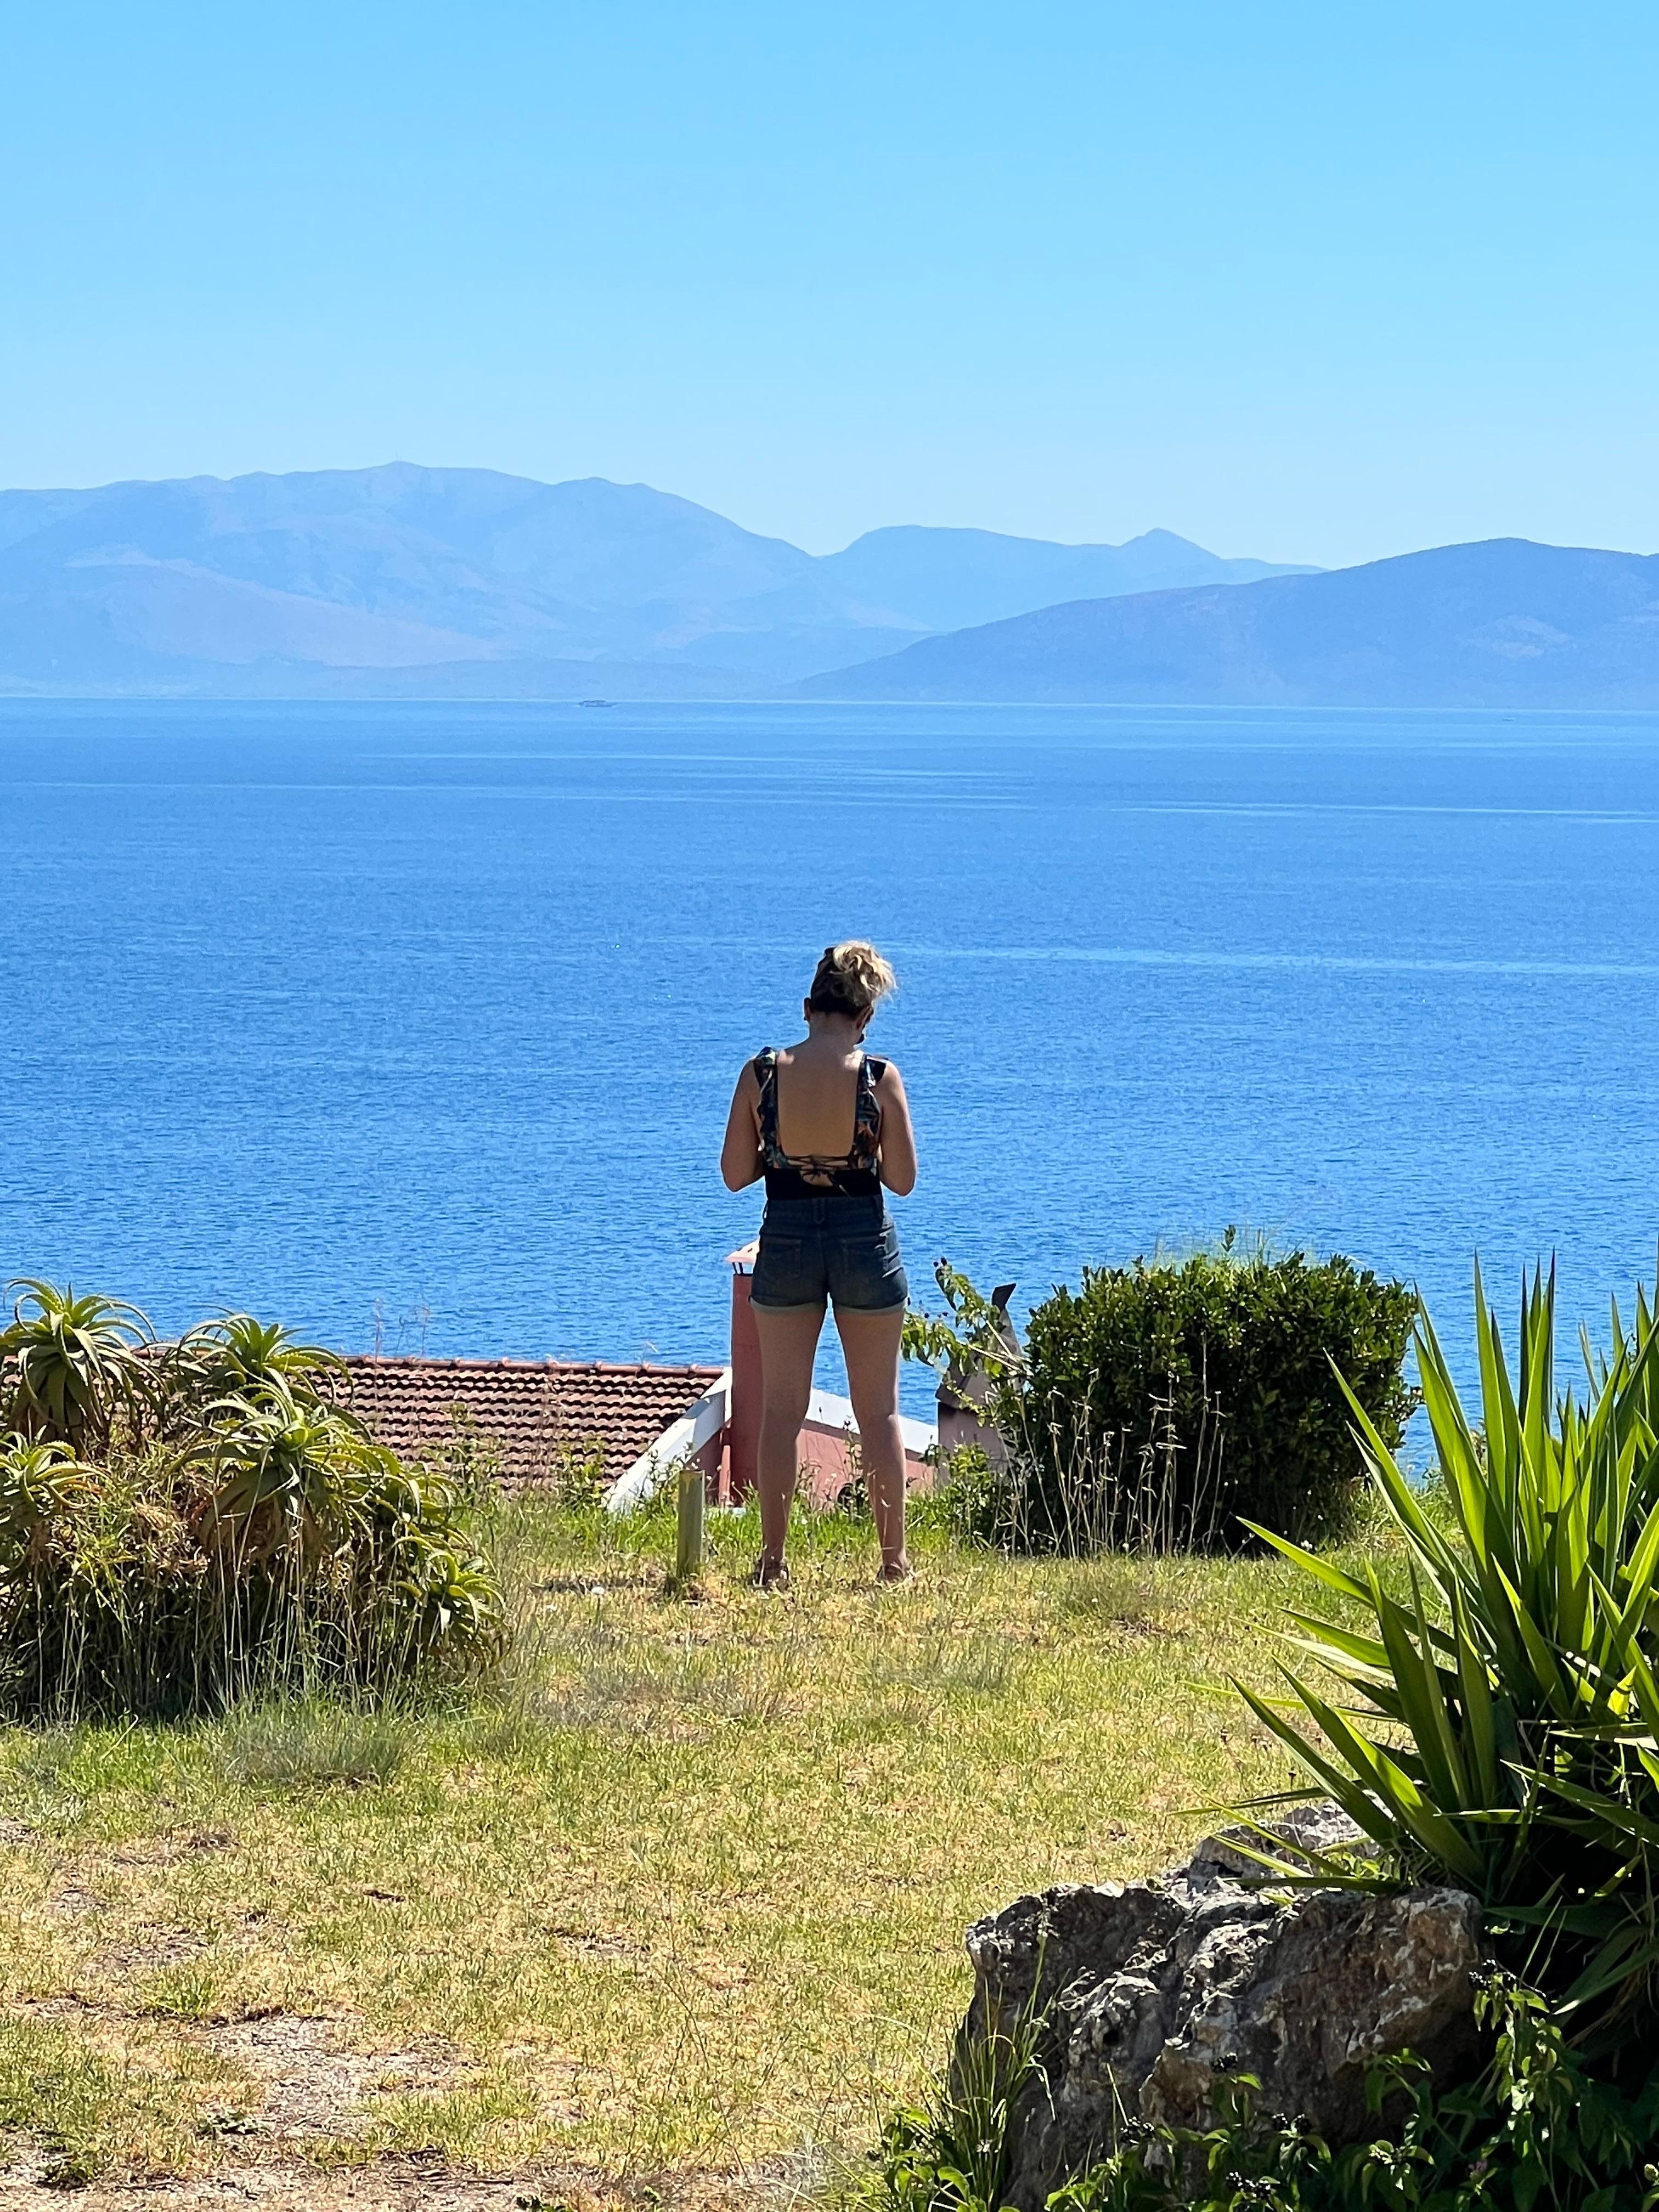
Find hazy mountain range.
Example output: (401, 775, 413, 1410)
(7, 465, 1656, 709)
(0, 462, 1311, 698)
(800, 539, 1659, 709)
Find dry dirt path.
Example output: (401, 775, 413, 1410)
(0, 2149, 782, 2212)
(2, 1995, 789, 2212)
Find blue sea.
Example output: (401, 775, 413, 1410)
(3, 699, 1657, 1423)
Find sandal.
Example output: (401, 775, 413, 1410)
(751, 1556, 790, 1592)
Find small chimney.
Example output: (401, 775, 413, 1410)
(935, 1282, 1017, 1469)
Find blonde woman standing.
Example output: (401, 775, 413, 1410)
(720, 942, 918, 1587)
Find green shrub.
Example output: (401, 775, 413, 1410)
(0, 1283, 507, 1720)
(1055, 1975, 1659, 2212)
(1241, 1261, 1659, 2041)
(868, 1975, 1659, 2212)
(1002, 1236, 1416, 1553)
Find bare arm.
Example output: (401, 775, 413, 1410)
(720, 1062, 764, 1191)
(874, 1061, 917, 1197)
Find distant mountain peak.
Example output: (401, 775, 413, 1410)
(796, 537, 1659, 709)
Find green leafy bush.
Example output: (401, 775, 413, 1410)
(1055, 1976, 1659, 2212)
(1242, 1261, 1659, 2040)
(868, 1976, 1659, 2212)
(0, 1283, 506, 1719)
(1003, 1237, 1415, 1553)
(903, 1263, 1025, 1396)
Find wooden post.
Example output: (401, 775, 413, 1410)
(674, 1459, 706, 1588)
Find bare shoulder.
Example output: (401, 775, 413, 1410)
(872, 1057, 907, 1095)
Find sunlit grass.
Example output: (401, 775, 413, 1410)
(0, 1496, 1328, 2191)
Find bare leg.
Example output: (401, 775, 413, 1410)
(751, 1302, 825, 1578)
(834, 1303, 910, 1579)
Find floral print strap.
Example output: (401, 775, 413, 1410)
(754, 1048, 787, 1167)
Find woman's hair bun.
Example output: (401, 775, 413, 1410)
(807, 940, 898, 1019)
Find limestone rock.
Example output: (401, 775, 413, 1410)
(965, 1816, 1482, 2208)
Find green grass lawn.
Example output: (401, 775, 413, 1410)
(0, 1497, 1336, 2200)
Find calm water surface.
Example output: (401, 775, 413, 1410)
(3, 699, 1657, 1420)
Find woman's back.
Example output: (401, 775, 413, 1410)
(768, 1035, 867, 1159)
(753, 1037, 886, 1200)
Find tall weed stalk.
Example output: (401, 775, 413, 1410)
(867, 1986, 1048, 2212)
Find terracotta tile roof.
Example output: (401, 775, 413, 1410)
(340, 1356, 725, 1490)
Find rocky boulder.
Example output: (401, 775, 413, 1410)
(966, 1813, 1483, 2208)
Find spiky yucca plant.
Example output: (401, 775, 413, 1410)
(1242, 1263, 1659, 2040)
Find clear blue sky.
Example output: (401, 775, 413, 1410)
(7, 2, 1656, 566)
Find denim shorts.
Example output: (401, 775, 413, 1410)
(749, 1194, 909, 1313)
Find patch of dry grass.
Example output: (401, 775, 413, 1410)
(0, 1498, 1322, 2192)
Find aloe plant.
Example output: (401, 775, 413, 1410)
(1, 1280, 155, 1451)
(0, 1283, 506, 1718)
(0, 1437, 100, 1569)
(183, 1312, 346, 1401)
(194, 1383, 373, 1562)
(1241, 1262, 1659, 2036)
